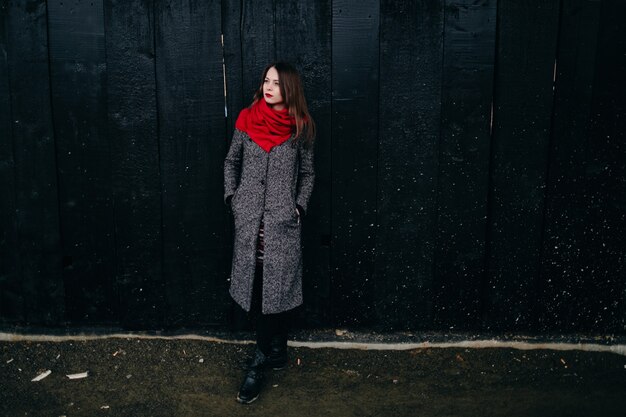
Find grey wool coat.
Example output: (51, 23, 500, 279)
(224, 128, 315, 314)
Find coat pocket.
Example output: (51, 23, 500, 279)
(294, 206, 301, 225)
(289, 202, 301, 226)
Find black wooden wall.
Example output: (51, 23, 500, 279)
(1, 0, 624, 333)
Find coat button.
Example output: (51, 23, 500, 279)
(260, 179, 265, 185)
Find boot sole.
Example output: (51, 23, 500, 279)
(236, 394, 259, 404)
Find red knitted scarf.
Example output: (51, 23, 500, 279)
(235, 99, 295, 152)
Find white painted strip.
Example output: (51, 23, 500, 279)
(1, 332, 624, 356)
(288, 340, 626, 356)
(0, 332, 251, 345)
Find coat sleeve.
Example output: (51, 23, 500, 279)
(295, 137, 316, 213)
(224, 129, 244, 205)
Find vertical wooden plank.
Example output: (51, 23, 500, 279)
(222, 0, 244, 139)
(539, 0, 601, 332)
(275, 0, 332, 326)
(376, 0, 443, 329)
(5, 0, 64, 324)
(156, 0, 229, 327)
(0, 1, 21, 323)
(434, 0, 496, 330)
(240, 0, 275, 102)
(331, 0, 379, 325)
(483, 0, 560, 331)
(47, 0, 116, 323)
(580, 0, 626, 331)
(104, 0, 163, 328)
(221, 0, 245, 329)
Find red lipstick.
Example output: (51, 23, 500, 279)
(265, 93, 273, 98)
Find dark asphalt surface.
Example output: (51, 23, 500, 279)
(1, 335, 626, 416)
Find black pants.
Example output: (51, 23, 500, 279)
(250, 261, 290, 355)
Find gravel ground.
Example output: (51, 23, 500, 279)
(1, 337, 626, 416)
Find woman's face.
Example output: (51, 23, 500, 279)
(263, 66, 285, 110)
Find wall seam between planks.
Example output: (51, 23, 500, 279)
(328, 0, 335, 326)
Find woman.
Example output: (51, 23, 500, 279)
(223, 62, 316, 404)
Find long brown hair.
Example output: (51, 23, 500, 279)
(251, 62, 316, 144)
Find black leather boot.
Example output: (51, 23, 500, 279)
(236, 348, 266, 404)
(266, 332, 288, 370)
(242, 334, 288, 371)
